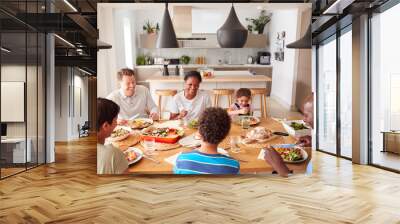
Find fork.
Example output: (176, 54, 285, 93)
(143, 154, 160, 164)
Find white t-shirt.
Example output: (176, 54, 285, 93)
(106, 85, 158, 120)
(169, 90, 212, 121)
(97, 143, 128, 174)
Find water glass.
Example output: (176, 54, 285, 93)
(230, 136, 241, 153)
(161, 111, 171, 121)
(241, 116, 251, 129)
(143, 138, 157, 156)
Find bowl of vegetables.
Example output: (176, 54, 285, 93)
(281, 120, 311, 138)
(271, 144, 308, 163)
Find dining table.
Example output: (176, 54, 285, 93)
(112, 117, 312, 175)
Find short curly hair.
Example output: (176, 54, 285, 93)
(236, 88, 251, 98)
(198, 107, 231, 145)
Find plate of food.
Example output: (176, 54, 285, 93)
(271, 144, 308, 163)
(241, 127, 279, 148)
(109, 126, 131, 142)
(129, 118, 153, 129)
(234, 116, 260, 126)
(141, 126, 185, 144)
(123, 147, 143, 165)
(282, 120, 311, 137)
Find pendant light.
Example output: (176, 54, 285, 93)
(217, 3, 248, 48)
(286, 25, 312, 49)
(156, 2, 179, 48)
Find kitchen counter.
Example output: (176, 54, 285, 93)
(136, 64, 272, 69)
(145, 74, 272, 83)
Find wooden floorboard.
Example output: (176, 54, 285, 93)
(1, 135, 400, 224)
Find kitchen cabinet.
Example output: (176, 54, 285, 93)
(138, 33, 267, 49)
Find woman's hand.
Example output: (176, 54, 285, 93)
(178, 110, 188, 119)
(149, 112, 159, 121)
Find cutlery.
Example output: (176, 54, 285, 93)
(272, 131, 289, 136)
(143, 155, 160, 164)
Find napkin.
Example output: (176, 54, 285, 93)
(257, 149, 266, 160)
(164, 152, 181, 166)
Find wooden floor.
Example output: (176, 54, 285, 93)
(0, 136, 400, 223)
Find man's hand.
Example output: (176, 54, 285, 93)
(297, 136, 312, 147)
(150, 112, 159, 121)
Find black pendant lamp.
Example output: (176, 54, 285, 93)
(286, 25, 312, 49)
(156, 3, 179, 48)
(217, 4, 248, 48)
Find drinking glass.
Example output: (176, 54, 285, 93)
(230, 136, 241, 153)
(241, 116, 251, 129)
(161, 111, 171, 121)
(143, 138, 157, 156)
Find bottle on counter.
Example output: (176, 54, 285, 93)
(179, 65, 184, 76)
(175, 65, 179, 76)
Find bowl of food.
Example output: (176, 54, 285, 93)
(109, 126, 131, 142)
(281, 120, 311, 138)
(234, 116, 260, 126)
(129, 118, 153, 129)
(188, 119, 199, 129)
(141, 127, 185, 144)
(242, 127, 274, 144)
(271, 144, 308, 163)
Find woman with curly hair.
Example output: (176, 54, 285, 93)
(173, 107, 240, 175)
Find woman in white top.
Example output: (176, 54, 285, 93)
(169, 71, 212, 121)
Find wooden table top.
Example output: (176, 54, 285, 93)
(120, 118, 311, 174)
(145, 75, 272, 83)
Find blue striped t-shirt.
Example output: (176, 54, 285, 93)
(173, 150, 240, 175)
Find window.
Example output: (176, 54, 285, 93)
(370, 3, 400, 171)
(317, 36, 337, 155)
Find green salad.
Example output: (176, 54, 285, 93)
(290, 122, 308, 130)
(188, 119, 199, 129)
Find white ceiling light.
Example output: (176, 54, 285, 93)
(1, 47, 11, 53)
(54, 34, 75, 48)
(63, 0, 78, 12)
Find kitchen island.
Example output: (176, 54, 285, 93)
(146, 73, 272, 114)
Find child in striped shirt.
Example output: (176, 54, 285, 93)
(173, 107, 240, 174)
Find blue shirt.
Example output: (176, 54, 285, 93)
(173, 150, 240, 175)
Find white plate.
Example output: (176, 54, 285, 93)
(124, 147, 143, 165)
(179, 133, 201, 148)
(271, 144, 308, 164)
(109, 126, 132, 142)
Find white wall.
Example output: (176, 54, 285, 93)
(55, 67, 89, 141)
(269, 9, 302, 110)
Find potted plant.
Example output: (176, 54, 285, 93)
(143, 20, 160, 34)
(245, 10, 271, 34)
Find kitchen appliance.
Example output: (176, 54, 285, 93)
(154, 57, 165, 65)
(169, 58, 180, 65)
(257, 52, 271, 65)
(247, 56, 254, 64)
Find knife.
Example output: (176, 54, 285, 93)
(272, 131, 289, 136)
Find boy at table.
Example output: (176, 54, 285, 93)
(97, 98, 128, 174)
(174, 107, 240, 174)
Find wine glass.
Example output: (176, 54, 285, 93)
(230, 136, 241, 153)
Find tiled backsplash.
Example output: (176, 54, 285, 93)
(138, 48, 265, 65)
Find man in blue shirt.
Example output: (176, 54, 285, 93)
(174, 107, 240, 174)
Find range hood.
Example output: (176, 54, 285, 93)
(172, 6, 206, 40)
